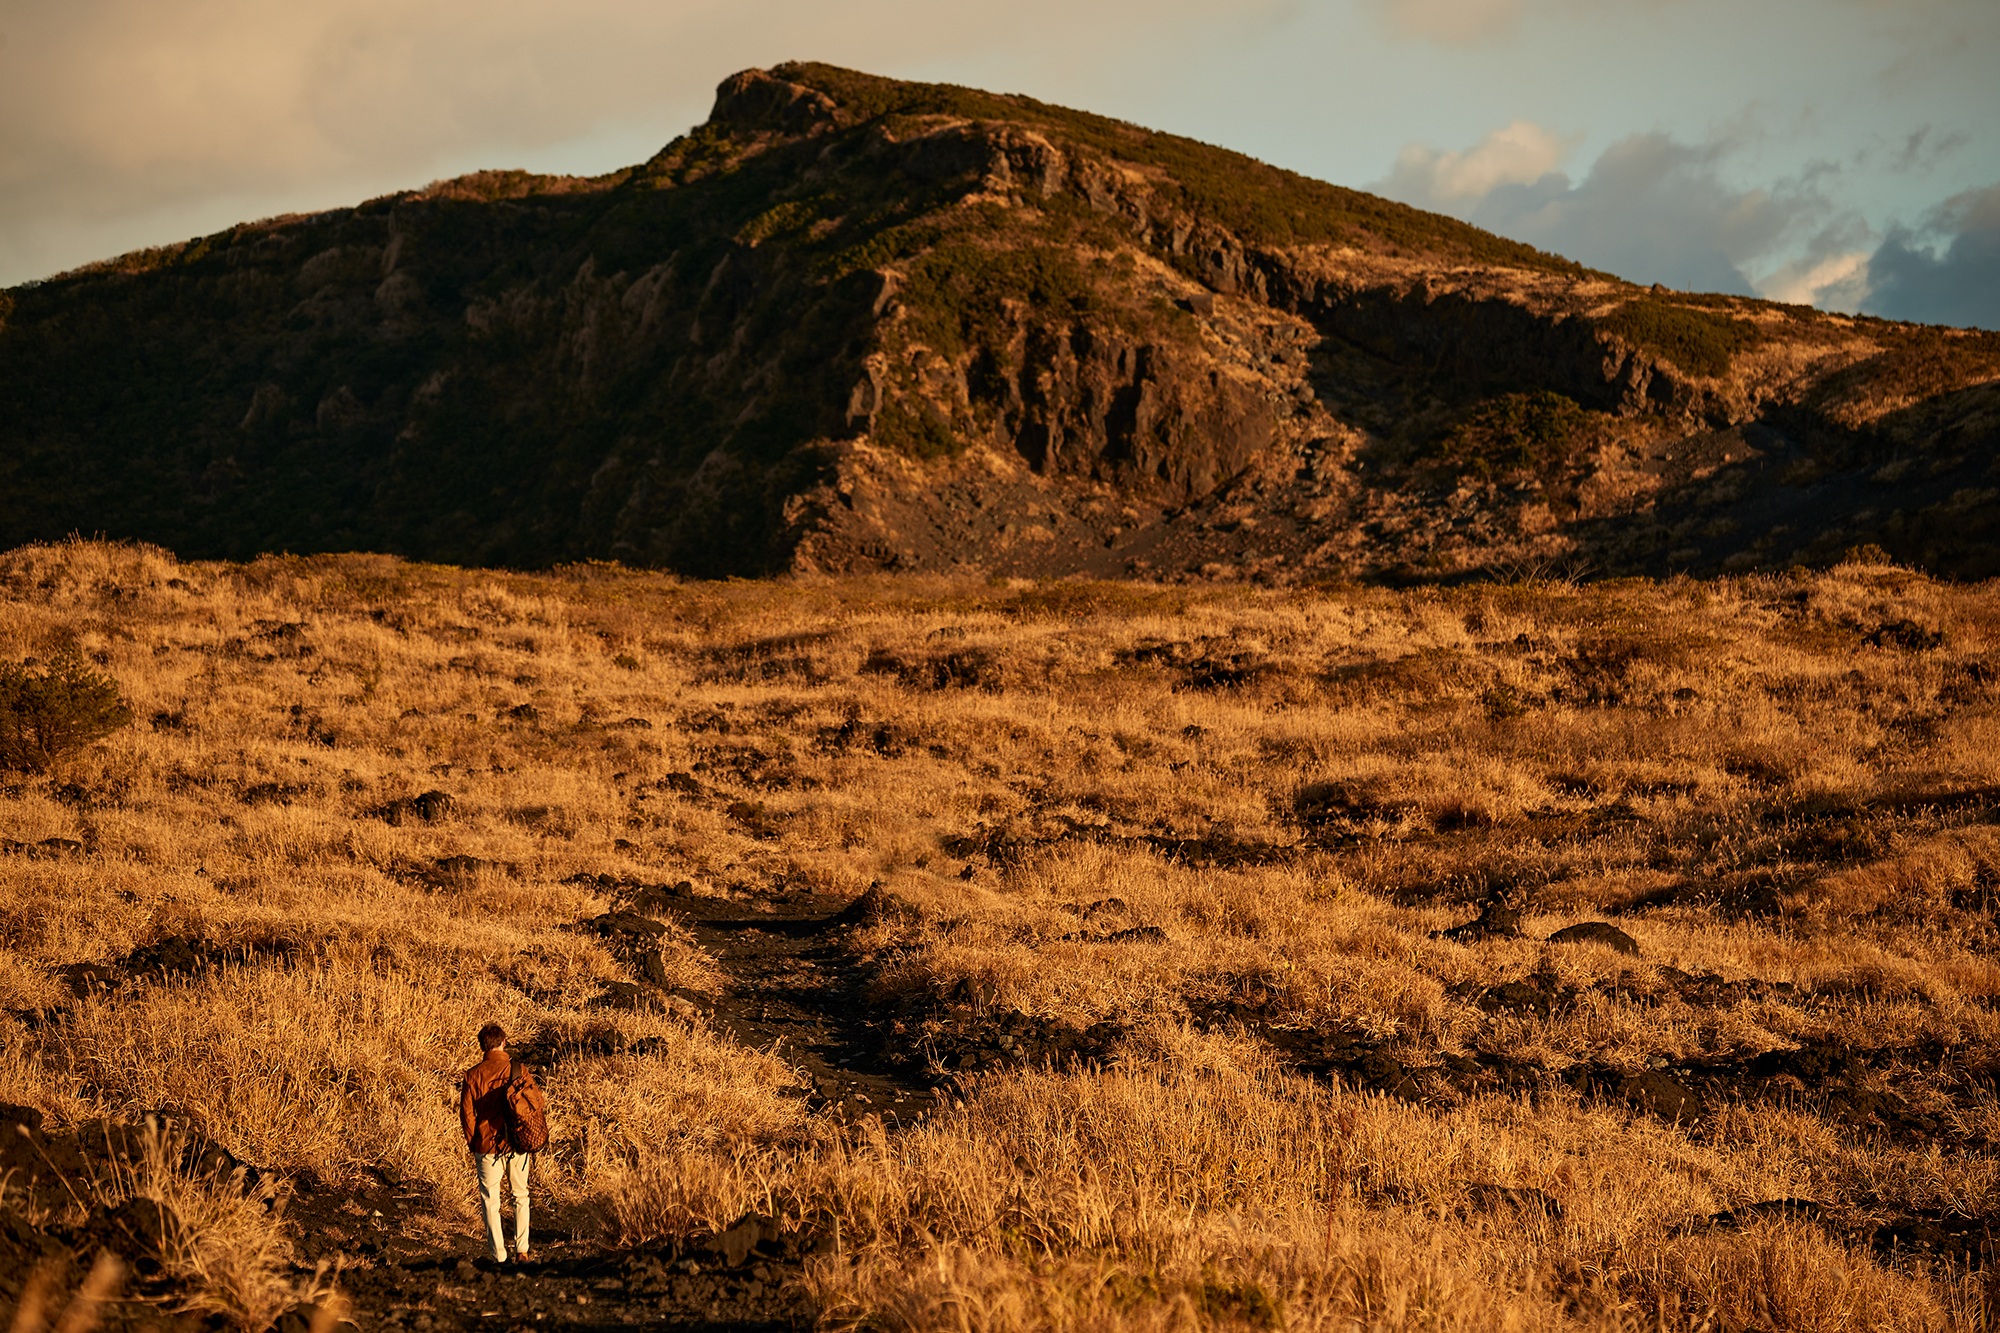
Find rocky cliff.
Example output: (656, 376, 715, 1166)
(4, 62, 1997, 580)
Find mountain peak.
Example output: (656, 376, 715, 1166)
(2, 64, 1996, 580)
(710, 66, 845, 136)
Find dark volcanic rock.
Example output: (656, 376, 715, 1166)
(564, 1212, 824, 1326)
(590, 910, 670, 940)
(830, 882, 916, 928)
(370, 789, 455, 826)
(1468, 977, 1575, 1017)
(1277, 1030, 1426, 1100)
(57, 961, 122, 996)
(591, 981, 662, 1012)
(1545, 922, 1640, 955)
(1561, 1066, 1704, 1123)
(270, 1302, 358, 1333)
(637, 949, 673, 987)
(1871, 1212, 1997, 1265)
(861, 647, 1001, 692)
(629, 881, 695, 914)
(1697, 1198, 1834, 1232)
(1439, 883, 1531, 942)
(1618, 1069, 1703, 1122)
(900, 1006, 1125, 1079)
(1747, 1040, 1867, 1083)
(82, 1197, 184, 1274)
(0, 1112, 270, 1237)
(0, 1207, 68, 1310)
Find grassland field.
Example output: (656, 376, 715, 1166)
(2, 539, 1998, 1331)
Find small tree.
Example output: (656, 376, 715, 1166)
(0, 651, 134, 771)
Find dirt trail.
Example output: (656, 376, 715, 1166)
(307, 888, 933, 1331)
(0, 891, 937, 1331)
(668, 890, 942, 1128)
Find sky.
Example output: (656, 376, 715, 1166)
(2, 0, 1995, 328)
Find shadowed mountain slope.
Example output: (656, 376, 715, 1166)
(3, 62, 1998, 580)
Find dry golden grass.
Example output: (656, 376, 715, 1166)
(3, 539, 1999, 1329)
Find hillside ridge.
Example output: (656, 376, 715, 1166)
(2, 63, 1997, 579)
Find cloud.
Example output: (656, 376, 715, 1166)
(1377, 125, 1848, 295)
(0, 0, 1262, 285)
(1378, 117, 2000, 328)
(1373, 0, 1526, 45)
(1884, 125, 1971, 174)
(1848, 183, 2000, 330)
(1375, 0, 1997, 58)
(1378, 120, 1580, 206)
(1756, 249, 1872, 306)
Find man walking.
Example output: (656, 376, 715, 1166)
(460, 1022, 545, 1264)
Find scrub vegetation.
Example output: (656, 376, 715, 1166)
(1595, 298, 1764, 380)
(3, 539, 1998, 1329)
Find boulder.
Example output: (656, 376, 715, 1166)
(0, 1103, 44, 1134)
(702, 1213, 783, 1268)
(82, 1196, 183, 1272)
(592, 981, 661, 1012)
(370, 789, 454, 825)
(57, 961, 122, 996)
(593, 911, 669, 940)
(1700, 1198, 1830, 1232)
(629, 882, 692, 914)
(124, 935, 212, 979)
(831, 883, 914, 928)
(411, 789, 455, 821)
(1439, 883, 1529, 942)
(1545, 922, 1640, 955)
(1618, 1069, 1702, 1123)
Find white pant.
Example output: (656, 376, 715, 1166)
(474, 1152, 530, 1261)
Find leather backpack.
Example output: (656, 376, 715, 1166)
(503, 1059, 549, 1153)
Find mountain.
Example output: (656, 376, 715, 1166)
(4, 62, 1998, 580)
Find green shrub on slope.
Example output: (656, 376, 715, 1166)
(1597, 298, 1761, 378)
(1425, 391, 1596, 481)
(0, 651, 134, 771)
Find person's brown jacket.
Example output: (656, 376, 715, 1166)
(460, 1048, 515, 1154)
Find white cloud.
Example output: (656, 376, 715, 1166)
(1377, 123, 1858, 296)
(1378, 120, 1578, 207)
(1848, 182, 2000, 330)
(0, 0, 1263, 284)
(1754, 250, 1871, 306)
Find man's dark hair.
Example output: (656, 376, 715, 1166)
(478, 1023, 507, 1051)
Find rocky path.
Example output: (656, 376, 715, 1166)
(0, 886, 935, 1331)
(315, 885, 941, 1331)
(330, 1221, 821, 1332)
(9, 881, 2000, 1331)
(664, 888, 943, 1129)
